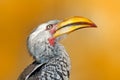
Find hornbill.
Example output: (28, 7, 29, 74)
(18, 16, 97, 80)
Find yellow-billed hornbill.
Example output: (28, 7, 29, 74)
(18, 16, 97, 80)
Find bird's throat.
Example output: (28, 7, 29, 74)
(48, 37, 55, 46)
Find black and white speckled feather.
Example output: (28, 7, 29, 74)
(18, 43, 71, 80)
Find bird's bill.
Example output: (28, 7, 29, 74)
(53, 16, 97, 38)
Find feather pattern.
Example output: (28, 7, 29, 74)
(18, 44, 71, 80)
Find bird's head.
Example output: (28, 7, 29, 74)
(28, 16, 97, 62)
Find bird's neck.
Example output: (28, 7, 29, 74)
(32, 42, 69, 64)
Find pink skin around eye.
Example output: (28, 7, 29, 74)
(49, 24, 57, 34)
(50, 29, 56, 34)
(48, 24, 57, 46)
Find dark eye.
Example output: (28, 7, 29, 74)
(46, 24, 53, 30)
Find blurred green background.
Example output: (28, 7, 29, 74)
(0, 0, 120, 80)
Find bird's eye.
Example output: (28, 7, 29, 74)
(46, 24, 53, 30)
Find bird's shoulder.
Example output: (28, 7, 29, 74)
(37, 56, 70, 80)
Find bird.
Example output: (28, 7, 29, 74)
(18, 16, 97, 80)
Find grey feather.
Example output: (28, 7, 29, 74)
(18, 20, 71, 80)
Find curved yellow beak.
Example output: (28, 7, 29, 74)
(53, 16, 97, 38)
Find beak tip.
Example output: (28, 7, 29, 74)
(91, 23, 97, 28)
